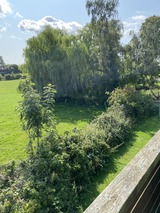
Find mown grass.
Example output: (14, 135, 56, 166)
(80, 116, 160, 210)
(0, 80, 103, 165)
(0, 80, 28, 165)
(55, 104, 104, 134)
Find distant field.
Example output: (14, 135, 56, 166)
(0, 80, 103, 165)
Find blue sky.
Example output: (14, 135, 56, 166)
(0, 0, 159, 65)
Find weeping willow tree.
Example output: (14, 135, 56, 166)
(24, 0, 122, 103)
(24, 26, 91, 101)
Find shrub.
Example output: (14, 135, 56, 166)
(14, 73, 22, 79)
(108, 87, 156, 119)
(63, 127, 111, 187)
(4, 73, 22, 80)
(0, 127, 111, 212)
(4, 73, 13, 80)
(91, 105, 132, 147)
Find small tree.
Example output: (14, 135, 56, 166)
(19, 81, 56, 145)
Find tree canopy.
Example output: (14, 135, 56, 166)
(24, 0, 122, 104)
(120, 15, 160, 89)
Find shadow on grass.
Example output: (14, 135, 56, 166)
(79, 116, 160, 210)
(132, 116, 160, 139)
(79, 134, 135, 210)
(54, 103, 104, 125)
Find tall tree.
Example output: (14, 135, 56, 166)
(140, 16, 160, 62)
(85, 0, 122, 92)
(120, 16, 160, 89)
(24, 26, 91, 101)
(140, 16, 160, 87)
(86, 0, 119, 23)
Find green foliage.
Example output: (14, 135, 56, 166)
(19, 63, 28, 74)
(0, 128, 111, 212)
(19, 81, 56, 143)
(4, 72, 22, 80)
(86, 0, 119, 23)
(24, 12, 122, 103)
(120, 16, 160, 89)
(0, 81, 157, 212)
(140, 16, 160, 62)
(92, 105, 132, 147)
(1, 7, 159, 213)
(19, 86, 43, 141)
(80, 116, 160, 210)
(108, 87, 156, 119)
(0, 80, 103, 165)
(24, 26, 90, 101)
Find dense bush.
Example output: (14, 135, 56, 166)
(91, 105, 132, 147)
(108, 87, 156, 120)
(4, 73, 22, 80)
(0, 128, 111, 212)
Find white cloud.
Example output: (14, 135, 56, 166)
(122, 14, 146, 44)
(0, 0, 12, 18)
(18, 16, 83, 34)
(0, 26, 6, 32)
(15, 12, 23, 19)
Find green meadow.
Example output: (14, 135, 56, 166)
(0, 80, 28, 164)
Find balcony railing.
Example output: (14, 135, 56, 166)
(84, 131, 160, 213)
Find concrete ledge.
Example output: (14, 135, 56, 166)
(84, 130, 160, 213)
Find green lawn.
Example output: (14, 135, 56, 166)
(0, 80, 28, 165)
(80, 116, 160, 210)
(55, 104, 104, 134)
(0, 80, 103, 165)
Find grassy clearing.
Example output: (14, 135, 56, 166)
(55, 104, 104, 134)
(80, 116, 160, 210)
(0, 80, 103, 165)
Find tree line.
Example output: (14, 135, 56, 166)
(23, 1, 159, 104)
(0, 56, 22, 80)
